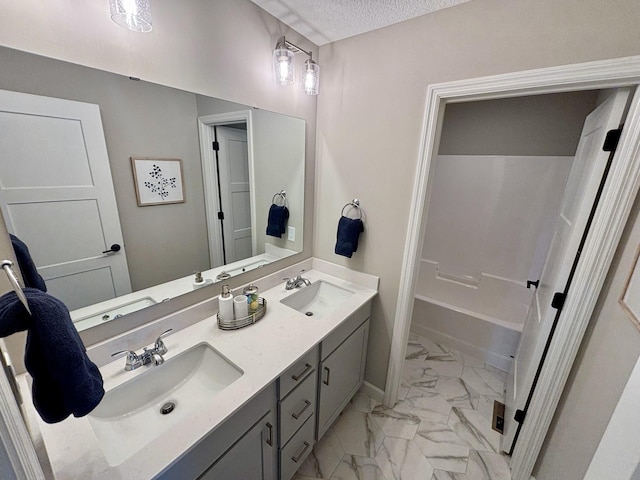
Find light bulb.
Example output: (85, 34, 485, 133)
(273, 48, 294, 85)
(109, 0, 152, 33)
(304, 60, 319, 95)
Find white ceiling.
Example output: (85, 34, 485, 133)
(250, 0, 472, 46)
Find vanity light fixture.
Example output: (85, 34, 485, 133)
(109, 0, 152, 33)
(272, 36, 319, 96)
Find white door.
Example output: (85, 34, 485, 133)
(502, 88, 631, 452)
(0, 89, 131, 311)
(216, 126, 252, 264)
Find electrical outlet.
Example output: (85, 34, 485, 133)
(287, 226, 295, 242)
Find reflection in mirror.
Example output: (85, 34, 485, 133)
(0, 46, 305, 331)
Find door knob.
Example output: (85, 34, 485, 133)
(102, 243, 122, 254)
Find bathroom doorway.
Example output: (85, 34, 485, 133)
(197, 111, 256, 269)
(212, 124, 252, 265)
(385, 57, 640, 480)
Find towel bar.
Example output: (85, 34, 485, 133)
(341, 199, 362, 219)
(1, 260, 31, 315)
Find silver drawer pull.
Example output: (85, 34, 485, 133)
(291, 399, 311, 420)
(291, 441, 310, 463)
(291, 362, 312, 381)
(265, 422, 273, 446)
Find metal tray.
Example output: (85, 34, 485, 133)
(217, 297, 267, 330)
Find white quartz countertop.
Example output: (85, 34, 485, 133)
(27, 259, 378, 480)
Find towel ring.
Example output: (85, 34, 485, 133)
(272, 190, 287, 207)
(341, 199, 362, 219)
(1, 260, 31, 315)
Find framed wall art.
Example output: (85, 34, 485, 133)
(131, 157, 185, 206)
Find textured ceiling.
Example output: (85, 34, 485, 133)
(250, 0, 472, 46)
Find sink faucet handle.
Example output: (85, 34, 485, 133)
(154, 328, 173, 355)
(111, 349, 137, 359)
(111, 350, 142, 371)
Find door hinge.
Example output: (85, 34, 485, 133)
(526, 279, 539, 289)
(514, 409, 526, 424)
(551, 291, 566, 310)
(212, 141, 220, 151)
(603, 128, 622, 152)
(217, 211, 224, 220)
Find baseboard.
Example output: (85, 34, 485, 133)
(411, 323, 512, 372)
(361, 381, 384, 404)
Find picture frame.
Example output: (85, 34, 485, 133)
(620, 244, 640, 331)
(131, 157, 185, 206)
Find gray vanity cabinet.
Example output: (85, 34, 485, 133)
(317, 303, 371, 440)
(158, 301, 372, 480)
(198, 409, 277, 480)
(159, 384, 278, 480)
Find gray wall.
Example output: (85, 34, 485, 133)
(312, 1, 640, 478)
(315, 0, 640, 393)
(439, 91, 599, 156)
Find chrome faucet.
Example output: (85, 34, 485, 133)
(284, 269, 312, 290)
(112, 329, 173, 371)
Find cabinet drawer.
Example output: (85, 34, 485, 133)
(279, 346, 318, 399)
(280, 414, 315, 480)
(279, 370, 316, 445)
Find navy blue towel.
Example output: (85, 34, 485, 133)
(0, 288, 104, 423)
(335, 216, 364, 258)
(9, 234, 47, 292)
(266, 204, 290, 238)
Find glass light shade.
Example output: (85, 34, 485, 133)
(303, 60, 320, 95)
(109, 0, 152, 33)
(273, 48, 295, 85)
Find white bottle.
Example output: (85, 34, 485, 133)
(218, 285, 234, 322)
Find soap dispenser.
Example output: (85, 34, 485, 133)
(219, 285, 234, 322)
(193, 271, 213, 289)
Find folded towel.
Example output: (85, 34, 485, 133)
(266, 204, 290, 238)
(335, 216, 364, 258)
(9, 234, 47, 292)
(0, 288, 104, 423)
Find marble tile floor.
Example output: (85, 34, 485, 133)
(293, 333, 512, 480)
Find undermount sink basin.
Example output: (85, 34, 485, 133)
(88, 343, 243, 466)
(280, 280, 354, 317)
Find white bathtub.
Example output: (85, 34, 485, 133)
(411, 260, 534, 371)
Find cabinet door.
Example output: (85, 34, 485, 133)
(317, 320, 369, 439)
(199, 409, 277, 480)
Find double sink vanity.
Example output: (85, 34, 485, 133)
(24, 258, 378, 480)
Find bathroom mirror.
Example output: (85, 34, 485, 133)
(0, 46, 305, 331)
